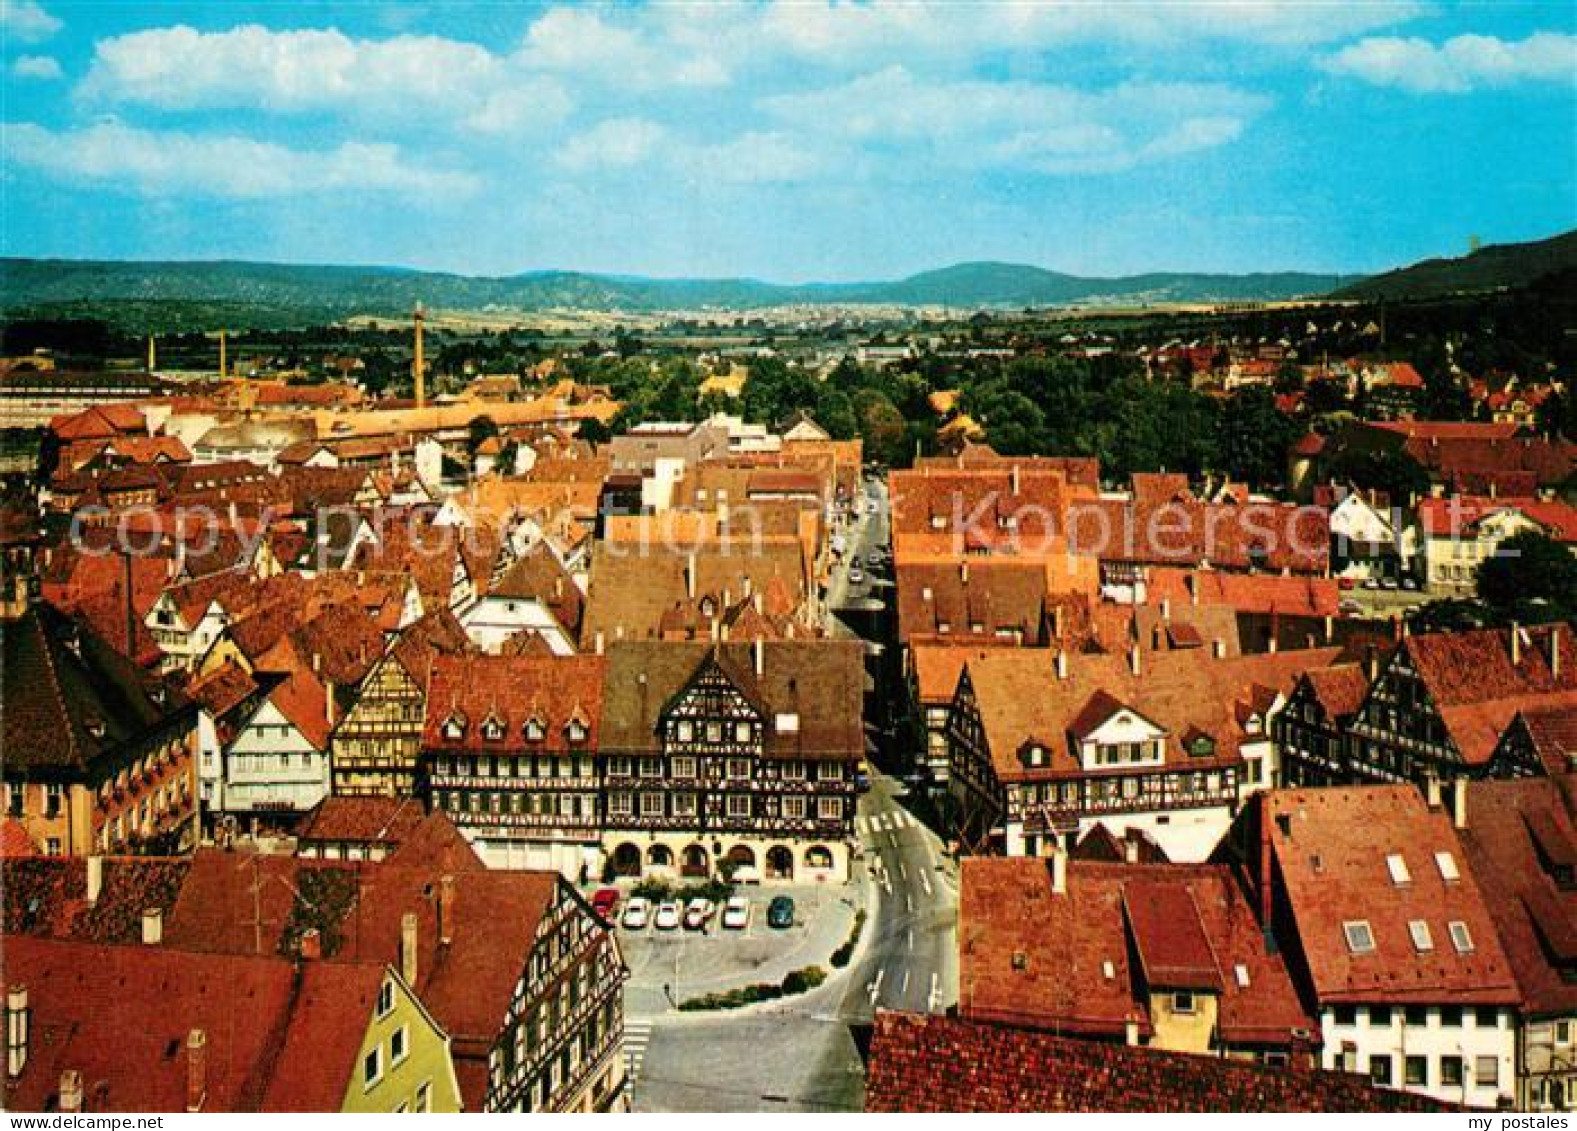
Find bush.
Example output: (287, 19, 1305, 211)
(631, 877, 675, 902)
(830, 910, 867, 968)
(676, 965, 828, 1012)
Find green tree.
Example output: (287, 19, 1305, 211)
(1476, 530, 1577, 624)
(852, 390, 908, 467)
(467, 414, 498, 455)
(1215, 387, 1300, 487)
(1326, 446, 1431, 504)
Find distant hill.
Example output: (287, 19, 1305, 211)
(0, 257, 1358, 320)
(1332, 229, 1577, 301)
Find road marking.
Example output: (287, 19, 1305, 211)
(897, 861, 907, 880)
(919, 869, 932, 896)
(928, 974, 942, 1013)
(867, 967, 885, 1003)
(906, 892, 914, 914)
(625, 1018, 654, 1084)
(906, 928, 914, 951)
(901, 969, 911, 995)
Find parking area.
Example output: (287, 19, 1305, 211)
(588, 878, 866, 1016)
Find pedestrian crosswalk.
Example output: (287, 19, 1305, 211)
(856, 809, 918, 837)
(624, 1018, 654, 1087)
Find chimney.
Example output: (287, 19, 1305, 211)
(1050, 847, 1067, 895)
(401, 911, 419, 986)
(185, 1029, 207, 1112)
(86, 856, 103, 904)
(754, 637, 765, 678)
(1054, 649, 1069, 680)
(438, 875, 455, 946)
(1160, 598, 1170, 622)
(1213, 638, 1226, 660)
(1551, 626, 1562, 680)
(1122, 835, 1139, 865)
(1511, 622, 1522, 666)
(1365, 645, 1379, 682)
(1425, 775, 1442, 810)
(1187, 572, 1198, 606)
(686, 553, 697, 599)
(325, 681, 336, 728)
(312, 651, 322, 675)
(960, 561, 968, 585)
(1124, 1018, 1140, 1047)
(594, 631, 605, 656)
(299, 928, 322, 960)
(1453, 779, 1468, 830)
(1129, 643, 1141, 677)
(142, 907, 163, 946)
(1324, 614, 1334, 643)
(6, 984, 28, 1079)
(1010, 464, 1020, 495)
(58, 1070, 83, 1113)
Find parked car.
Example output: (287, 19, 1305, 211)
(590, 887, 620, 921)
(767, 895, 795, 929)
(654, 901, 682, 930)
(621, 897, 651, 930)
(682, 898, 715, 930)
(848, 568, 865, 585)
(721, 895, 750, 930)
(1339, 598, 1363, 614)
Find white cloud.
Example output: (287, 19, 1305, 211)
(79, 24, 570, 135)
(690, 131, 826, 184)
(520, 7, 730, 89)
(1322, 32, 1577, 93)
(765, 67, 1267, 174)
(555, 117, 667, 172)
(11, 53, 61, 80)
(0, 0, 60, 43)
(3, 120, 478, 199)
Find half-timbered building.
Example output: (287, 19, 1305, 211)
(331, 609, 470, 797)
(423, 653, 606, 876)
(946, 646, 1346, 862)
(598, 639, 864, 883)
(1342, 623, 1575, 788)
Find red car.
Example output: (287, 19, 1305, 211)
(590, 888, 620, 921)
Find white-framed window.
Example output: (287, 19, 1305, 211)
(1344, 920, 1375, 954)
(735, 722, 752, 743)
(784, 796, 807, 819)
(673, 793, 697, 817)
(639, 758, 662, 778)
(672, 757, 696, 779)
(706, 722, 723, 743)
(676, 720, 693, 742)
(640, 793, 664, 817)
(1172, 992, 1196, 1015)
(1435, 851, 1461, 882)
(608, 792, 632, 817)
(391, 1024, 408, 1065)
(1385, 853, 1411, 885)
(607, 756, 630, 777)
(567, 720, 587, 744)
(818, 797, 842, 820)
(727, 758, 750, 779)
(525, 719, 545, 742)
(783, 762, 806, 780)
(378, 980, 395, 1018)
(364, 1046, 384, 1089)
(1474, 1056, 1498, 1088)
(817, 762, 843, 781)
(414, 1081, 431, 1113)
(726, 794, 751, 818)
(1449, 921, 1475, 953)
(1408, 920, 1434, 952)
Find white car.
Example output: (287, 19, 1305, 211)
(621, 897, 652, 930)
(682, 898, 715, 930)
(848, 568, 865, 585)
(654, 900, 682, 930)
(721, 895, 750, 930)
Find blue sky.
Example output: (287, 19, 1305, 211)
(2, 1, 1574, 280)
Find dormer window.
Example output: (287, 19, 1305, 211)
(1187, 734, 1216, 758)
(1022, 744, 1047, 769)
(1385, 853, 1411, 886)
(481, 714, 505, 741)
(441, 713, 467, 739)
(524, 717, 545, 742)
(566, 719, 587, 744)
(1448, 921, 1475, 954)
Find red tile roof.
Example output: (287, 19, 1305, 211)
(864, 1012, 1449, 1112)
(1458, 777, 1577, 1019)
(961, 857, 1310, 1045)
(423, 653, 606, 753)
(1262, 787, 1520, 1005)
